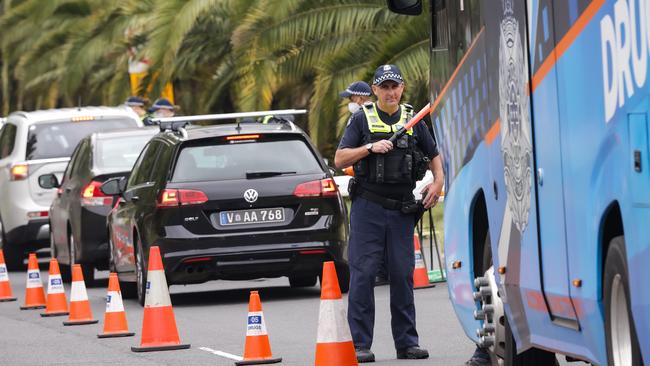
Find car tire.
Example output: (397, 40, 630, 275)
(60, 230, 74, 283)
(604, 236, 643, 366)
(289, 274, 317, 288)
(1, 220, 24, 271)
(135, 236, 147, 307)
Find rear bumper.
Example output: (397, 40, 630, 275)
(5, 219, 50, 251)
(156, 239, 347, 285)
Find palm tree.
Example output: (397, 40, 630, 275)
(0, 0, 431, 161)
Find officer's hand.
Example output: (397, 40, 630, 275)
(421, 182, 442, 209)
(371, 140, 393, 154)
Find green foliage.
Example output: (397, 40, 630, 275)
(0, 0, 430, 159)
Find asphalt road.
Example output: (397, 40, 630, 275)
(0, 268, 476, 366)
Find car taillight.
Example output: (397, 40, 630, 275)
(157, 189, 208, 208)
(81, 181, 112, 206)
(27, 211, 48, 219)
(10, 164, 28, 181)
(293, 178, 338, 197)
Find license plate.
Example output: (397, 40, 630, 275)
(219, 207, 285, 226)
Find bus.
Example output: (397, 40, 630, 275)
(387, 0, 650, 365)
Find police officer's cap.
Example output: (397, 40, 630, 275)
(150, 98, 176, 111)
(125, 96, 146, 107)
(339, 81, 372, 98)
(373, 64, 404, 85)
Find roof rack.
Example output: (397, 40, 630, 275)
(150, 109, 307, 126)
(158, 120, 190, 132)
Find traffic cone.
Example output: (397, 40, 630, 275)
(131, 246, 189, 352)
(413, 234, 435, 289)
(19, 253, 45, 310)
(314, 261, 358, 366)
(40, 258, 69, 317)
(235, 291, 282, 365)
(63, 264, 98, 325)
(98, 273, 134, 338)
(0, 250, 17, 302)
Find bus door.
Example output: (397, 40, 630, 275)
(528, 0, 579, 326)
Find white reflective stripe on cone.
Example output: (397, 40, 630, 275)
(316, 299, 353, 343)
(106, 291, 125, 313)
(0, 264, 9, 281)
(70, 281, 88, 301)
(144, 270, 171, 308)
(246, 311, 268, 336)
(47, 274, 65, 294)
(26, 270, 42, 288)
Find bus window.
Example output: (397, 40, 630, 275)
(430, 0, 483, 100)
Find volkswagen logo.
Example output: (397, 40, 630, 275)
(243, 189, 258, 203)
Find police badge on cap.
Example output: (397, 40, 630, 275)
(373, 64, 404, 85)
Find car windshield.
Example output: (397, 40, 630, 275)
(172, 139, 323, 182)
(95, 134, 153, 171)
(26, 118, 138, 160)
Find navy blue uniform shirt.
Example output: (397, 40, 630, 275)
(338, 105, 439, 200)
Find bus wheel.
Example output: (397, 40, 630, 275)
(604, 236, 642, 366)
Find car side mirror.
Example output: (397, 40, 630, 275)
(38, 174, 59, 189)
(101, 177, 126, 196)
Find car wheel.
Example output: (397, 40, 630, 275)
(289, 274, 317, 288)
(1, 219, 24, 271)
(605, 236, 643, 366)
(60, 231, 73, 282)
(135, 236, 147, 307)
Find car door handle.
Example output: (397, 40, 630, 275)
(131, 196, 140, 202)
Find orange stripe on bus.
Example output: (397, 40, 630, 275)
(430, 27, 486, 114)
(530, 0, 605, 92)
(484, 118, 501, 145)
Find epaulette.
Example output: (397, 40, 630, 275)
(363, 101, 374, 109)
(403, 103, 413, 112)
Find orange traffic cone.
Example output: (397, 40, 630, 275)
(315, 261, 358, 366)
(235, 291, 282, 365)
(98, 273, 134, 338)
(0, 250, 17, 302)
(40, 258, 69, 317)
(131, 246, 189, 352)
(413, 234, 435, 289)
(19, 253, 46, 310)
(63, 264, 98, 325)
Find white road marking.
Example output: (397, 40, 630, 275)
(198, 347, 243, 361)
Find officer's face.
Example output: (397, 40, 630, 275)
(372, 81, 404, 110)
(130, 106, 146, 117)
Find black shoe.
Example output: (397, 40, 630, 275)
(396, 346, 429, 359)
(355, 347, 375, 363)
(374, 276, 389, 286)
(464, 347, 491, 366)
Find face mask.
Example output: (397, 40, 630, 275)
(348, 102, 361, 114)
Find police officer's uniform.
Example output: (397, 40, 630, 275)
(337, 65, 438, 360)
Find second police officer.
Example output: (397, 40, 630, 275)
(334, 64, 444, 363)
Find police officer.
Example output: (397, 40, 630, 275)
(340, 81, 389, 287)
(143, 97, 176, 126)
(339, 81, 372, 114)
(124, 96, 147, 119)
(334, 64, 444, 363)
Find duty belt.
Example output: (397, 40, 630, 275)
(357, 188, 403, 210)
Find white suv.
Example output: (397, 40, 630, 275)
(0, 107, 142, 269)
